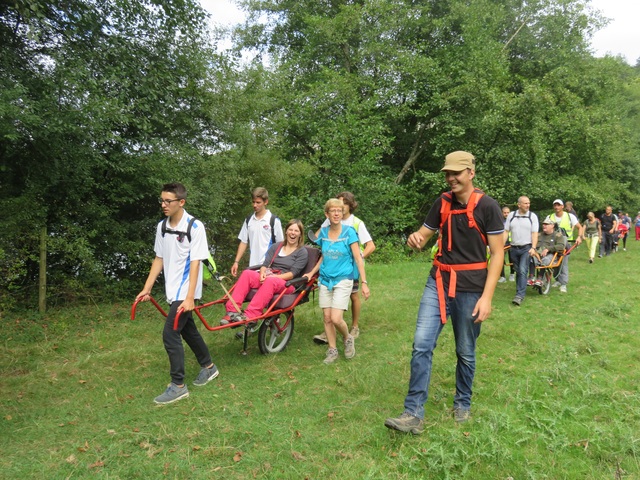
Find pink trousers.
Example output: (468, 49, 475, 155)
(225, 269, 294, 319)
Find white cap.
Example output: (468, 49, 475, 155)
(553, 199, 563, 206)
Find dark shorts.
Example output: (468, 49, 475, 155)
(352, 279, 359, 293)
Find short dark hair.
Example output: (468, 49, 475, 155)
(162, 182, 187, 199)
(336, 191, 358, 213)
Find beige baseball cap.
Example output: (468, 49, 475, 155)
(441, 151, 476, 172)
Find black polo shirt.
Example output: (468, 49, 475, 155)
(424, 192, 504, 293)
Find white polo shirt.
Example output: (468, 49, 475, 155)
(154, 210, 209, 303)
(504, 210, 539, 246)
(237, 210, 284, 267)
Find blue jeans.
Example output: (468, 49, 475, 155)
(403, 276, 482, 419)
(510, 244, 531, 298)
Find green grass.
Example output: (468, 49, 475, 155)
(1, 244, 639, 479)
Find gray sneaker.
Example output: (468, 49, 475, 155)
(349, 326, 360, 339)
(154, 383, 189, 405)
(384, 412, 424, 435)
(552, 281, 561, 288)
(220, 311, 240, 326)
(323, 347, 339, 364)
(193, 365, 219, 386)
(344, 335, 356, 359)
(454, 407, 471, 423)
(313, 331, 328, 345)
(512, 296, 523, 306)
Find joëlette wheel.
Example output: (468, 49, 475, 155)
(539, 269, 552, 295)
(257, 313, 294, 354)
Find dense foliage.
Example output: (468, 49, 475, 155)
(1, 0, 639, 310)
(234, 0, 640, 215)
(0, 0, 224, 308)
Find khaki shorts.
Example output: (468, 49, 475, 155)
(319, 279, 353, 310)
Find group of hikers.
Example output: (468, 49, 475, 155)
(135, 184, 374, 405)
(134, 152, 633, 438)
(499, 198, 635, 306)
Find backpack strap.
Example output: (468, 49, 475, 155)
(437, 192, 452, 255)
(438, 190, 486, 254)
(352, 216, 361, 233)
(270, 215, 277, 245)
(161, 216, 196, 242)
(246, 213, 278, 245)
(434, 189, 487, 324)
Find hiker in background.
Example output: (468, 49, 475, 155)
(532, 218, 567, 284)
(503, 196, 539, 306)
(616, 210, 631, 252)
(384, 151, 503, 434)
(617, 211, 630, 251)
(545, 199, 581, 293)
(305, 198, 370, 364)
(580, 212, 601, 263)
(598, 205, 617, 257)
(231, 187, 284, 277)
(564, 201, 578, 218)
(499, 206, 515, 283)
(136, 182, 219, 405)
(313, 191, 375, 344)
(635, 211, 640, 241)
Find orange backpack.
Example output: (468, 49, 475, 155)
(433, 189, 488, 323)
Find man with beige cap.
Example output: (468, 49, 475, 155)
(385, 151, 504, 434)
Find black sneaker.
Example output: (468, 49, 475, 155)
(234, 320, 258, 339)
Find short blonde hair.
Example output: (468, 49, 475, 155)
(324, 198, 344, 213)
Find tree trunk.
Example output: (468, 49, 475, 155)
(395, 123, 430, 184)
(39, 225, 46, 314)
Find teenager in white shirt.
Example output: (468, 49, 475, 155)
(231, 187, 284, 276)
(136, 182, 218, 405)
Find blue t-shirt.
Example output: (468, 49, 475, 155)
(315, 225, 359, 290)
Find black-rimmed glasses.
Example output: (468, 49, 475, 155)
(158, 198, 181, 205)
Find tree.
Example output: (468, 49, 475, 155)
(0, 0, 222, 310)
(233, 0, 637, 219)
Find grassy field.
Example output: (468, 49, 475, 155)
(1, 243, 639, 479)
